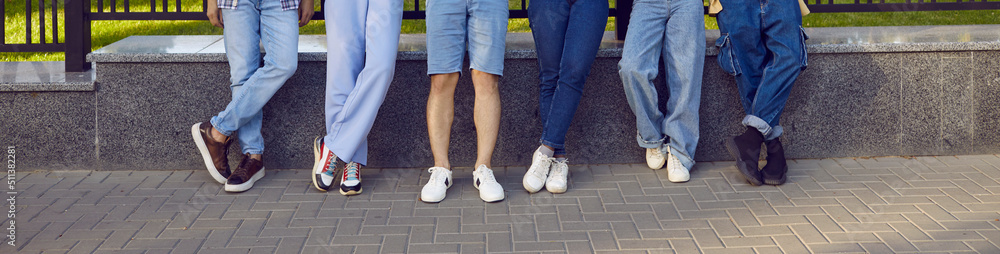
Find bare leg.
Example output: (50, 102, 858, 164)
(471, 69, 501, 169)
(427, 72, 460, 169)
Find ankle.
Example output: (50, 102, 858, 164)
(537, 145, 555, 157)
(210, 127, 228, 142)
(249, 154, 262, 161)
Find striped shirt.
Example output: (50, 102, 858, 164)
(218, 0, 299, 11)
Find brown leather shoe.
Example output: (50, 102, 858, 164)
(225, 154, 265, 193)
(191, 122, 232, 184)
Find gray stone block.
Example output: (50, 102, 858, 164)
(900, 53, 943, 155)
(974, 51, 1000, 153)
(782, 53, 902, 159)
(0, 91, 96, 170)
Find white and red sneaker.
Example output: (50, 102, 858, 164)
(312, 136, 339, 192)
(340, 162, 362, 195)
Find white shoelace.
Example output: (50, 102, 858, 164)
(477, 166, 498, 184)
(550, 159, 568, 177)
(344, 162, 360, 180)
(427, 167, 449, 184)
(529, 158, 553, 180)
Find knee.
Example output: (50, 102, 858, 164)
(473, 80, 499, 97)
(429, 73, 459, 95)
(270, 58, 298, 79)
(618, 60, 653, 81)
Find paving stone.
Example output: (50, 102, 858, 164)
(806, 243, 865, 253)
(486, 232, 512, 252)
(589, 231, 619, 251)
(565, 241, 595, 253)
(407, 244, 459, 253)
(966, 240, 1000, 253)
(690, 229, 723, 249)
(912, 240, 973, 252)
(16, 154, 1000, 253)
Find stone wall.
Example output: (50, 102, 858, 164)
(4, 25, 1000, 170)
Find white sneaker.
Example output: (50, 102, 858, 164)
(667, 150, 690, 183)
(420, 167, 452, 203)
(523, 149, 553, 193)
(545, 159, 569, 194)
(473, 165, 505, 202)
(646, 147, 666, 169)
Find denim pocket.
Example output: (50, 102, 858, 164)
(715, 34, 741, 76)
(798, 26, 809, 70)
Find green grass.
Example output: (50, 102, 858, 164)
(2, 0, 999, 62)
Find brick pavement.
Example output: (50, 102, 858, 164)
(3, 155, 1000, 253)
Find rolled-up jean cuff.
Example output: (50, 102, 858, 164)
(539, 139, 565, 151)
(209, 117, 236, 137)
(741, 115, 782, 139)
(242, 149, 263, 155)
(667, 145, 696, 170)
(636, 134, 665, 149)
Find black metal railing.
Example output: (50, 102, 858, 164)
(3, 0, 1000, 73)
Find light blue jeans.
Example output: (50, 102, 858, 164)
(210, 0, 299, 155)
(618, 0, 705, 169)
(323, 0, 403, 165)
(426, 0, 509, 76)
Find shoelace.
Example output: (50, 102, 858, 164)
(550, 159, 568, 177)
(232, 156, 250, 181)
(529, 158, 555, 180)
(322, 151, 336, 176)
(477, 167, 498, 184)
(651, 149, 664, 160)
(344, 162, 360, 181)
(427, 167, 448, 184)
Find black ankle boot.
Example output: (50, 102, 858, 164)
(761, 139, 788, 185)
(725, 126, 764, 186)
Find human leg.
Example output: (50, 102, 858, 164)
(661, 0, 705, 182)
(618, 0, 669, 169)
(422, 0, 468, 202)
(523, 0, 567, 193)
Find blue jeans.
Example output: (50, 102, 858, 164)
(426, 0, 509, 76)
(210, 0, 299, 155)
(528, 0, 609, 155)
(715, 0, 808, 140)
(618, 0, 705, 169)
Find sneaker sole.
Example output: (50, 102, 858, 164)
(420, 191, 446, 203)
(668, 172, 690, 183)
(225, 168, 265, 193)
(311, 137, 334, 192)
(473, 181, 505, 202)
(763, 166, 788, 185)
(724, 139, 763, 186)
(340, 187, 363, 196)
(191, 123, 227, 184)
(546, 182, 567, 194)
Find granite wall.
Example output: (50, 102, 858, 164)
(6, 28, 1000, 170)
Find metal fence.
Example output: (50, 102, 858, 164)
(3, 0, 1000, 72)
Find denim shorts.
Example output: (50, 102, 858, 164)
(426, 0, 508, 76)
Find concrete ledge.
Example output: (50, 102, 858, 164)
(7, 25, 1000, 170)
(0, 61, 95, 91)
(88, 25, 1000, 62)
